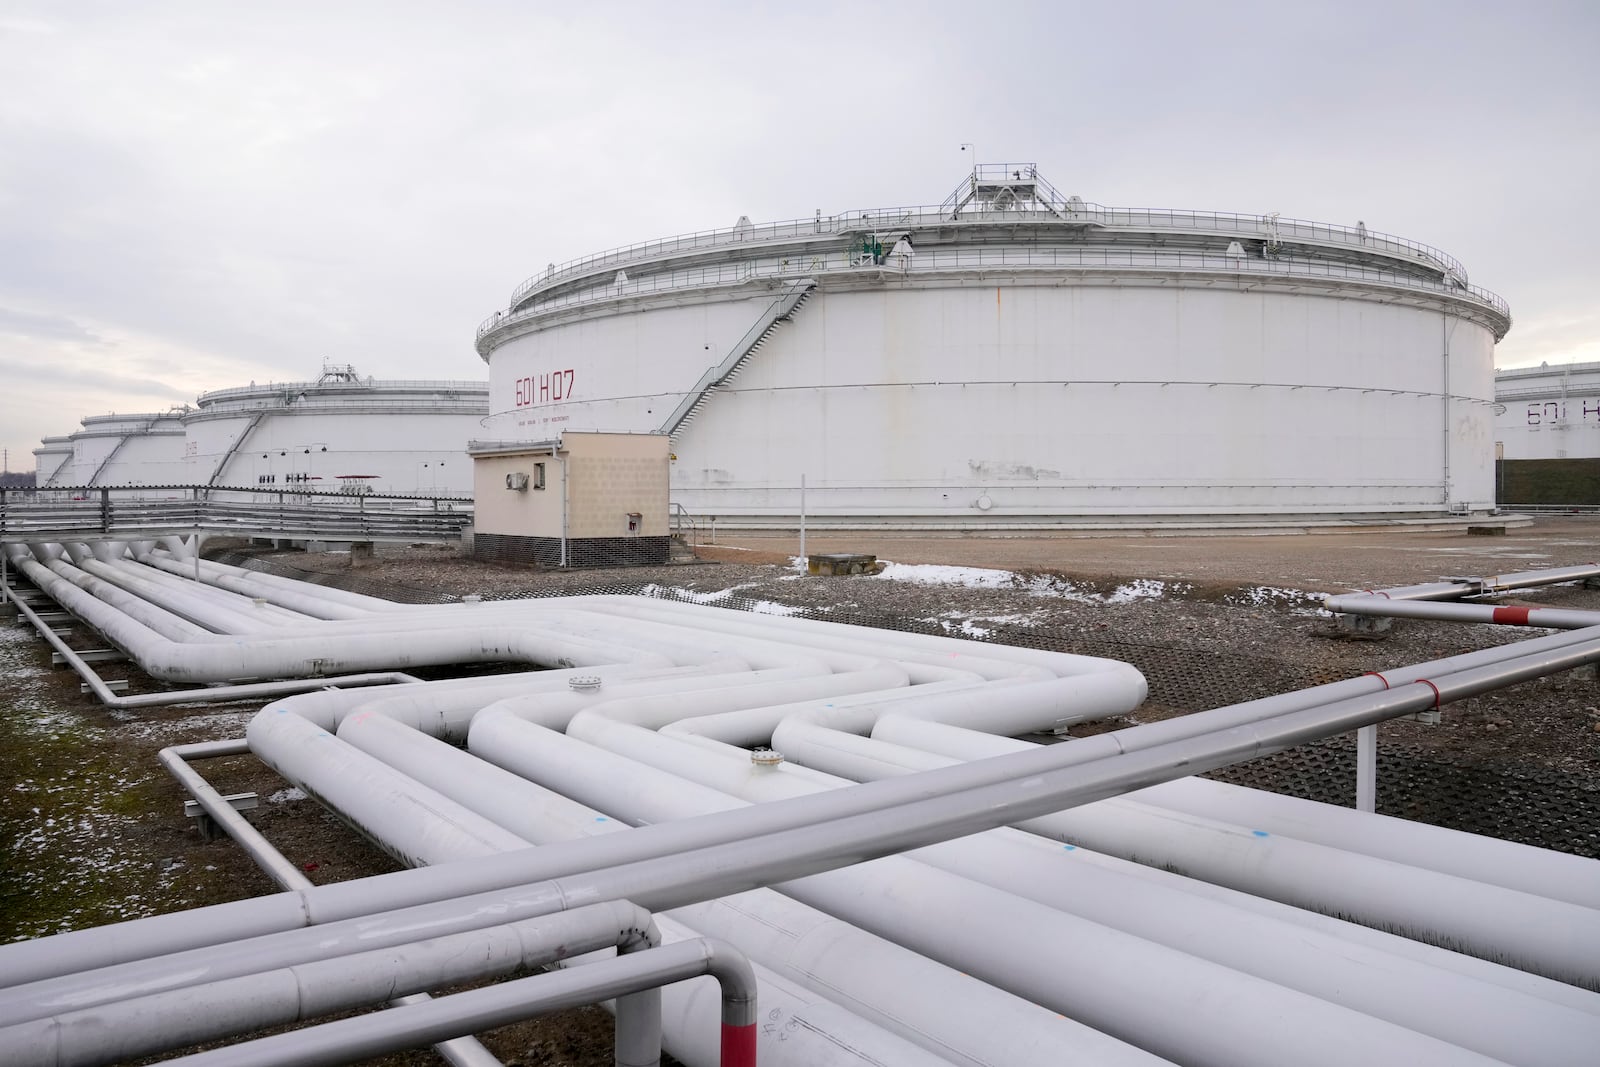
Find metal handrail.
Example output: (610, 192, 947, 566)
(496, 195, 1472, 314)
(0, 484, 473, 540)
(669, 502, 699, 548)
(197, 379, 488, 405)
(480, 245, 1510, 348)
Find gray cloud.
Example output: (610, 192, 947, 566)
(0, 306, 107, 344)
(0, 356, 193, 403)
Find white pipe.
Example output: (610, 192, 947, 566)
(557, 709, 1600, 1057)
(251, 702, 988, 1067)
(465, 719, 1513, 1067)
(1325, 593, 1600, 628)
(67, 556, 291, 634)
(39, 556, 211, 640)
(140, 548, 405, 614)
(248, 708, 530, 866)
(865, 717, 1600, 984)
(646, 920, 964, 1067)
(103, 556, 314, 624)
(881, 716, 1600, 909)
(0, 901, 656, 1067)
(335, 712, 1156, 1066)
(790, 718, 1600, 1018)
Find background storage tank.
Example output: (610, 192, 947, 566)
(56, 410, 191, 488)
(1494, 361, 1600, 505)
(183, 365, 488, 495)
(30, 435, 75, 486)
(475, 164, 1512, 528)
(30, 365, 489, 497)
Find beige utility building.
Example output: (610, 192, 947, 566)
(469, 432, 670, 566)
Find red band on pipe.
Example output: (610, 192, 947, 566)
(1417, 678, 1442, 708)
(1362, 671, 1391, 689)
(1491, 606, 1532, 625)
(721, 1022, 757, 1067)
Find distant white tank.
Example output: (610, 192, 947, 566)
(1494, 361, 1600, 461)
(32, 365, 489, 497)
(31, 435, 75, 486)
(41, 410, 192, 488)
(475, 164, 1512, 527)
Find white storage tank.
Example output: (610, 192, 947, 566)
(1492, 361, 1600, 505)
(1494, 361, 1600, 461)
(30, 366, 490, 497)
(476, 165, 1512, 527)
(184, 366, 488, 495)
(31, 436, 74, 486)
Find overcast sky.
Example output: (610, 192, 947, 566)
(1, 0, 1596, 471)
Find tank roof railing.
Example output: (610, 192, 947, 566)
(939, 163, 1077, 218)
(1497, 360, 1600, 380)
(479, 244, 1510, 352)
(77, 411, 184, 426)
(501, 197, 1473, 315)
(1493, 386, 1600, 403)
(196, 379, 488, 406)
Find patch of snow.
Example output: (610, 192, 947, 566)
(1227, 585, 1325, 609)
(268, 787, 307, 804)
(874, 562, 1017, 588)
(1021, 574, 1185, 605)
(748, 600, 803, 616)
(921, 609, 1047, 637)
(635, 581, 802, 617)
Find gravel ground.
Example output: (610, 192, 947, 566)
(3, 518, 1599, 1064)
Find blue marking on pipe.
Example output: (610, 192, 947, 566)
(1062, 844, 1076, 851)
(595, 816, 608, 822)
(1252, 830, 1270, 837)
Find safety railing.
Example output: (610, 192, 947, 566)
(670, 502, 700, 548)
(479, 244, 1510, 348)
(495, 195, 1472, 318)
(0, 485, 474, 541)
(196, 379, 488, 405)
(1498, 503, 1600, 514)
(187, 397, 490, 418)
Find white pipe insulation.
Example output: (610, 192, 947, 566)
(10, 542, 1600, 1067)
(327, 704, 1155, 1067)
(247, 694, 1032, 1067)
(874, 716, 1600, 910)
(464, 723, 1522, 1067)
(743, 722, 1600, 1058)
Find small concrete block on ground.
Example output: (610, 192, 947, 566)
(808, 553, 886, 576)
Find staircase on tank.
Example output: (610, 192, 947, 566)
(659, 277, 816, 442)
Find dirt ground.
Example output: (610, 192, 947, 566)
(691, 516, 1600, 592)
(3, 517, 1599, 1064)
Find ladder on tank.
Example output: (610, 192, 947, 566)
(205, 412, 266, 487)
(83, 418, 155, 487)
(657, 278, 816, 441)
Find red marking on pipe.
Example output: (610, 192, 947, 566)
(1362, 671, 1391, 689)
(1491, 606, 1532, 626)
(1416, 678, 1442, 708)
(721, 1022, 757, 1067)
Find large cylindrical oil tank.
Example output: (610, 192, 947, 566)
(475, 165, 1511, 528)
(183, 367, 488, 495)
